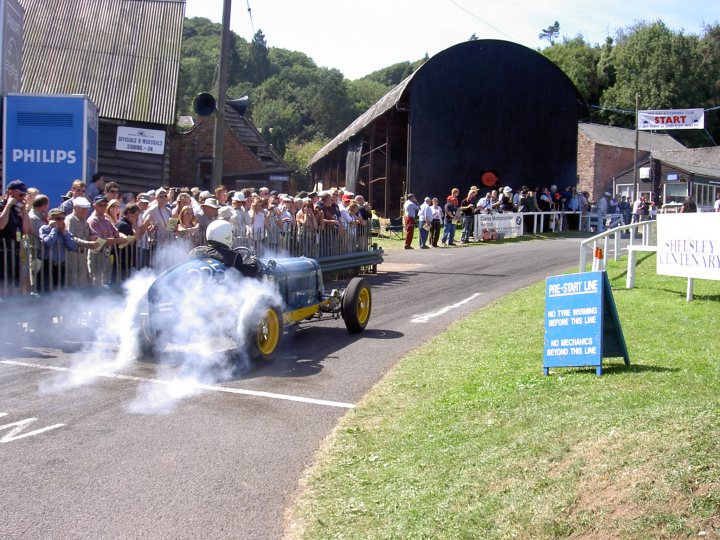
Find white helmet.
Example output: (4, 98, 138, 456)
(206, 220, 233, 248)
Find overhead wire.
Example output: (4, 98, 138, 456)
(246, 0, 255, 35)
(445, 0, 517, 42)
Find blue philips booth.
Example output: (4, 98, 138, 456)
(3, 93, 98, 205)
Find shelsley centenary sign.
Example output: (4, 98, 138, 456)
(657, 214, 720, 281)
(638, 108, 704, 130)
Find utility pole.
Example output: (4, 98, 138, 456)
(211, 0, 232, 190)
(633, 92, 639, 202)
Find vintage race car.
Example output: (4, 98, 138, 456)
(137, 252, 372, 360)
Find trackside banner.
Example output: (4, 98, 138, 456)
(657, 214, 720, 281)
(638, 108, 704, 130)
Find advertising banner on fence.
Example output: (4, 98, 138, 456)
(638, 109, 704, 130)
(657, 214, 720, 281)
(473, 213, 523, 240)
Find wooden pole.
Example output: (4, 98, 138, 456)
(211, 0, 232, 190)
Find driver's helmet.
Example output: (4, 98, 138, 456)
(206, 220, 233, 248)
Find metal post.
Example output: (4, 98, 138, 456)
(633, 93, 639, 202)
(687, 278, 694, 302)
(211, 0, 232, 190)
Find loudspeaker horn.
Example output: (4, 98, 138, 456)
(227, 96, 249, 117)
(193, 92, 217, 116)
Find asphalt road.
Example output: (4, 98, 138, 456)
(1, 237, 587, 539)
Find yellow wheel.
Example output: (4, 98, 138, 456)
(251, 306, 283, 360)
(342, 277, 372, 333)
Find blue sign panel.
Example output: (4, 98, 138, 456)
(3, 93, 98, 206)
(544, 271, 603, 375)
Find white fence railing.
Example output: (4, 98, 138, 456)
(579, 219, 656, 273)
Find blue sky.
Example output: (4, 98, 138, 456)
(185, 0, 718, 80)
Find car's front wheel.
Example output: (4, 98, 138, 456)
(341, 277, 372, 333)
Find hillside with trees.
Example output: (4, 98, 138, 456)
(177, 18, 720, 184)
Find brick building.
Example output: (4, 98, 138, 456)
(168, 103, 292, 192)
(577, 123, 685, 202)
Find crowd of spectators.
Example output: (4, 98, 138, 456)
(0, 174, 374, 296)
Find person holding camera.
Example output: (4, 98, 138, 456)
(0, 180, 31, 294)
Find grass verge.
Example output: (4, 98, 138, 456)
(287, 253, 720, 539)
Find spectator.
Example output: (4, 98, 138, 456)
(39, 208, 78, 289)
(403, 193, 420, 250)
(107, 198, 122, 226)
(429, 197, 443, 247)
(497, 186, 516, 212)
(215, 184, 229, 206)
(680, 197, 697, 213)
(85, 173, 105, 203)
(88, 195, 127, 286)
(144, 188, 173, 245)
(197, 197, 220, 244)
(176, 205, 200, 248)
(459, 188, 478, 244)
(104, 181, 121, 202)
(714, 192, 720, 212)
(596, 192, 611, 232)
(418, 196, 433, 249)
(231, 192, 251, 240)
(0, 180, 31, 294)
(115, 204, 140, 279)
(64, 197, 96, 288)
(442, 195, 457, 246)
(354, 195, 372, 222)
(60, 180, 87, 215)
(618, 196, 631, 225)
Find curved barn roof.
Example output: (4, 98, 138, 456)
(310, 72, 415, 164)
(310, 39, 585, 166)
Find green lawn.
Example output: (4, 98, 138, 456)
(287, 253, 720, 539)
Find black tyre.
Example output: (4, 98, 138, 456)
(341, 277, 372, 334)
(248, 305, 283, 360)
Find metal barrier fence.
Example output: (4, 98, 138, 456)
(0, 222, 375, 297)
(578, 219, 656, 273)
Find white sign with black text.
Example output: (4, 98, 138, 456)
(116, 126, 166, 155)
(657, 214, 720, 281)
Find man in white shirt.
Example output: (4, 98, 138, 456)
(403, 194, 420, 250)
(418, 197, 433, 249)
(714, 193, 720, 212)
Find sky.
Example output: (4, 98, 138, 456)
(185, 0, 719, 80)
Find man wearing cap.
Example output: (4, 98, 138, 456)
(197, 197, 220, 244)
(403, 194, 420, 249)
(38, 208, 78, 289)
(88, 195, 128, 285)
(498, 186, 516, 212)
(0, 180, 31, 293)
(65, 196, 97, 288)
(231, 191, 251, 241)
(143, 188, 173, 245)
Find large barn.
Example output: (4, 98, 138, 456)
(310, 39, 586, 217)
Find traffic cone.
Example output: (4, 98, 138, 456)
(592, 246, 605, 271)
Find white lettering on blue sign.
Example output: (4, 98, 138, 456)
(11, 148, 77, 164)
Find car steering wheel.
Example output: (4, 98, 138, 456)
(233, 246, 254, 264)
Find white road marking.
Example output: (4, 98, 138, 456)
(0, 360, 355, 409)
(411, 292, 482, 323)
(0, 413, 65, 443)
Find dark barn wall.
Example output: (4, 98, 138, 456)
(409, 40, 580, 198)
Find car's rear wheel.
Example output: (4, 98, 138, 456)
(341, 277, 372, 333)
(249, 305, 283, 360)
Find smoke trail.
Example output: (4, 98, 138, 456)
(36, 242, 282, 413)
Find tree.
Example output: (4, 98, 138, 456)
(539, 21, 560, 45)
(248, 29, 272, 85)
(543, 35, 603, 115)
(600, 21, 703, 128)
(284, 137, 329, 191)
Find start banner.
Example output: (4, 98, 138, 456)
(638, 108, 704, 130)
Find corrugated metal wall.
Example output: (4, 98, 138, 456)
(20, 0, 184, 125)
